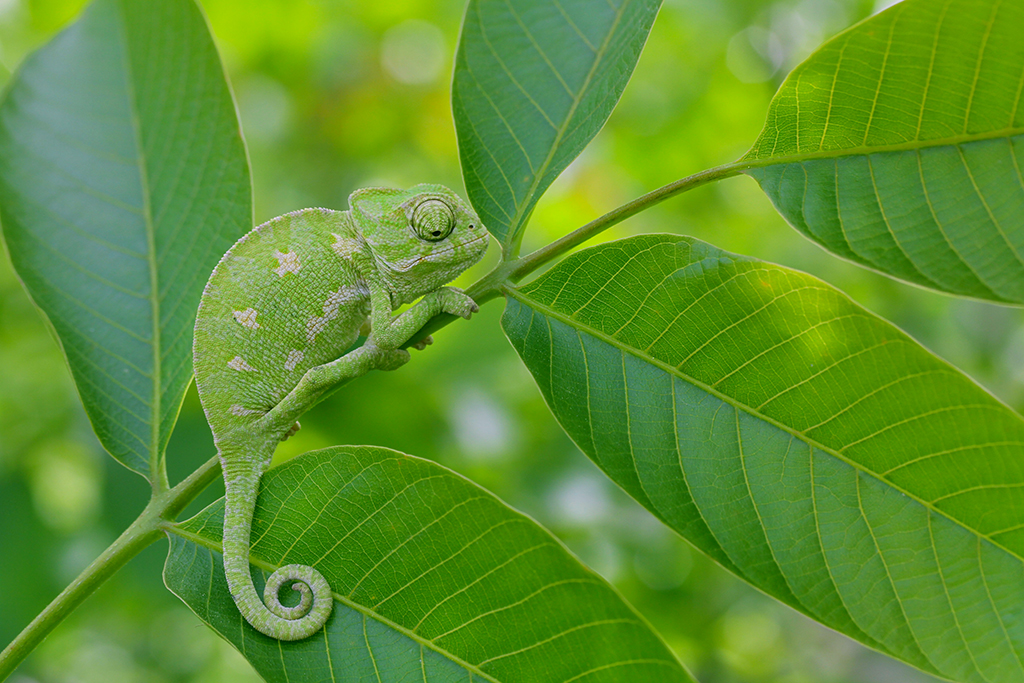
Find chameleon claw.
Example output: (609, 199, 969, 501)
(281, 421, 301, 441)
(456, 300, 478, 320)
(412, 335, 434, 351)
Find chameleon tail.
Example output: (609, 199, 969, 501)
(221, 457, 332, 640)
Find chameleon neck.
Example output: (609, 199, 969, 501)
(220, 446, 332, 640)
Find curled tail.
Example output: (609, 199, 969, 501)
(222, 458, 332, 640)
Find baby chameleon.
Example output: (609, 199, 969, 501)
(193, 185, 488, 640)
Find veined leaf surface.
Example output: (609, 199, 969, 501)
(743, 0, 1024, 302)
(453, 0, 661, 256)
(165, 446, 693, 683)
(0, 0, 251, 480)
(502, 234, 1024, 682)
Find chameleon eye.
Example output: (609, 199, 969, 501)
(413, 199, 455, 242)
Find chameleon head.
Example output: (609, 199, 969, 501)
(350, 184, 489, 306)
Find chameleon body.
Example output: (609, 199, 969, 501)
(193, 185, 488, 640)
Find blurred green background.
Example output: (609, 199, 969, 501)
(0, 0, 1016, 681)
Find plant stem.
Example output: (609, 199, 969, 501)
(161, 454, 223, 521)
(505, 161, 744, 283)
(0, 510, 160, 679)
(0, 454, 222, 680)
(412, 162, 744, 343)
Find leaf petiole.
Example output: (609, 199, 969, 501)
(409, 162, 745, 346)
(427, 161, 745, 336)
(504, 161, 746, 285)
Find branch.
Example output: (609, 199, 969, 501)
(406, 162, 745, 344)
(0, 454, 221, 679)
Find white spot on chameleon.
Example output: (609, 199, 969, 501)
(331, 233, 360, 259)
(272, 249, 301, 277)
(230, 404, 262, 417)
(232, 308, 260, 329)
(285, 349, 304, 371)
(227, 356, 257, 372)
(306, 317, 329, 344)
(306, 284, 370, 344)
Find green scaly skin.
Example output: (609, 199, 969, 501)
(193, 184, 488, 640)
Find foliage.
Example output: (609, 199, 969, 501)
(1, 0, 1022, 681)
(744, 0, 1024, 303)
(167, 446, 690, 682)
(0, 0, 250, 481)
(503, 233, 1024, 682)
(453, 0, 660, 256)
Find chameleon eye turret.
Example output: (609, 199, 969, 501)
(413, 199, 455, 241)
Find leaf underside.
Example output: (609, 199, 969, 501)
(453, 0, 661, 255)
(744, 0, 1024, 303)
(501, 234, 1024, 682)
(0, 0, 250, 479)
(165, 446, 693, 683)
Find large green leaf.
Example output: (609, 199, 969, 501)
(0, 0, 251, 480)
(743, 0, 1024, 303)
(501, 234, 1024, 682)
(453, 0, 661, 256)
(164, 446, 693, 683)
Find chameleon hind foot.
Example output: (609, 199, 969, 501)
(281, 422, 301, 441)
(368, 345, 410, 371)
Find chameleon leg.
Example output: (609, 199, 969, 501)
(370, 286, 478, 350)
(262, 343, 409, 437)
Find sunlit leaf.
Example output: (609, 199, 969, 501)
(0, 0, 251, 479)
(743, 0, 1024, 302)
(502, 234, 1024, 682)
(165, 446, 693, 683)
(453, 0, 661, 256)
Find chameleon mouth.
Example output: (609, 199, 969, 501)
(392, 232, 489, 272)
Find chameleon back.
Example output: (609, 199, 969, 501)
(193, 208, 369, 443)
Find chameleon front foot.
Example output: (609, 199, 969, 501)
(437, 286, 479, 320)
(370, 287, 479, 351)
(281, 422, 301, 441)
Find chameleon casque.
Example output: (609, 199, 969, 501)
(193, 184, 488, 640)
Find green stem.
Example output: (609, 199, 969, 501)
(413, 162, 744, 343)
(161, 454, 223, 521)
(505, 161, 744, 283)
(0, 455, 222, 680)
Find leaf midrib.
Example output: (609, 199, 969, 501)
(741, 124, 1024, 166)
(504, 284, 1024, 566)
(166, 526, 503, 683)
(114, 0, 161, 487)
(501, 0, 631, 254)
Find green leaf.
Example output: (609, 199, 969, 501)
(453, 0, 661, 256)
(501, 234, 1024, 682)
(164, 446, 693, 683)
(743, 0, 1024, 303)
(0, 0, 251, 480)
